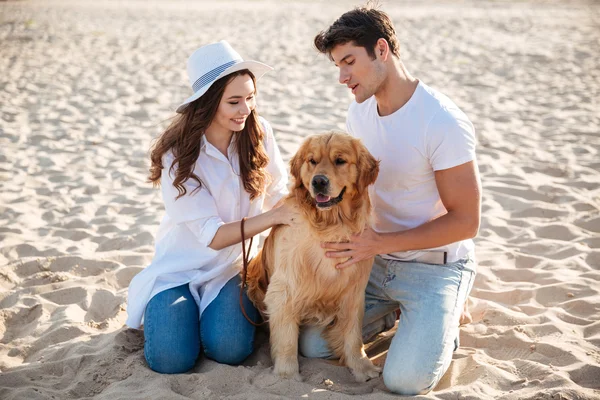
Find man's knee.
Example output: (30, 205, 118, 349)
(298, 326, 332, 359)
(382, 366, 439, 395)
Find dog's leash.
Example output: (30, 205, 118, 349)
(239, 217, 267, 327)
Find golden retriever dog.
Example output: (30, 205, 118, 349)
(245, 131, 381, 382)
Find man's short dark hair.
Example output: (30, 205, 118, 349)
(314, 3, 400, 60)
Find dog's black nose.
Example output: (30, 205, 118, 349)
(311, 175, 329, 191)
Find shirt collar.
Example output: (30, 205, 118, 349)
(200, 133, 238, 164)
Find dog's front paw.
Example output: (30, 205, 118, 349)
(273, 359, 302, 382)
(350, 359, 381, 382)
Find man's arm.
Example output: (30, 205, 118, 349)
(324, 160, 481, 268)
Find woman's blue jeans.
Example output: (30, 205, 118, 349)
(143, 275, 259, 374)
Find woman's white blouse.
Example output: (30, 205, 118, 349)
(126, 117, 288, 329)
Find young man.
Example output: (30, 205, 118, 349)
(299, 5, 481, 395)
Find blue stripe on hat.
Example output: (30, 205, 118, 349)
(192, 59, 242, 93)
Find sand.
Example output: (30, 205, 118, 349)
(0, 0, 599, 399)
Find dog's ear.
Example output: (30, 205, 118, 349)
(289, 138, 309, 188)
(355, 139, 380, 190)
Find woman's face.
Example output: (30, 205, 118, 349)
(211, 74, 257, 134)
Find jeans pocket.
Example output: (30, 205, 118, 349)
(382, 259, 397, 288)
(450, 254, 472, 272)
(455, 252, 477, 274)
(453, 260, 466, 272)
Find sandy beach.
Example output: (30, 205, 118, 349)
(1, 0, 599, 398)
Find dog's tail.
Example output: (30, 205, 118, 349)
(244, 229, 277, 316)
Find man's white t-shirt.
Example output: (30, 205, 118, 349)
(346, 81, 476, 263)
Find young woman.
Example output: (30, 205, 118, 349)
(126, 41, 297, 374)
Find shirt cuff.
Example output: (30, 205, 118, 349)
(186, 216, 225, 248)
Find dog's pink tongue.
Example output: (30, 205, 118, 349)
(316, 194, 331, 203)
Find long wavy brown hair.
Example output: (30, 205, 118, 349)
(149, 70, 270, 200)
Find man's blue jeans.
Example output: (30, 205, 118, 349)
(299, 254, 476, 395)
(143, 275, 259, 373)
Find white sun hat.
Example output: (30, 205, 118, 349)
(176, 40, 273, 113)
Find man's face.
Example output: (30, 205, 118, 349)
(331, 42, 385, 103)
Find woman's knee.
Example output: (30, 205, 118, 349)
(143, 284, 201, 374)
(202, 335, 254, 365)
(144, 345, 199, 374)
(199, 275, 259, 365)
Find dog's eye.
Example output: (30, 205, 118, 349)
(308, 158, 317, 165)
(335, 158, 347, 165)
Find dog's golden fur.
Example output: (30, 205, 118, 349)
(245, 131, 381, 382)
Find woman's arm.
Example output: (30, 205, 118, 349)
(208, 202, 297, 251)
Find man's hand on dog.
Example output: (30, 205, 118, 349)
(322, 226, 381, 269)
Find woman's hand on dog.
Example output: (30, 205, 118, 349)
(322, 227, 382, 269)
(271, 201, 302, 227)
